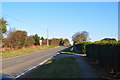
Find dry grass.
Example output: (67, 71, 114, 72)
(1, 46, 59, 59)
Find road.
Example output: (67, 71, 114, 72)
(2, 46, 67, 78)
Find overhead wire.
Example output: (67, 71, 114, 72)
(1, 12, 34, 27)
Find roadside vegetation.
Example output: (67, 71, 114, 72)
(74, 41, 120, 79)
(70, 31, 120, 79)
(60, 39, 120, 79)
(60, 47, 87, 59)
(0, 18, 70, 59)
(1, 46, 59, 59)
(25, 57, 80, 78)
(60, 47, 75, 54)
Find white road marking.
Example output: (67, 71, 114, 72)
(15, 57, 52, 78)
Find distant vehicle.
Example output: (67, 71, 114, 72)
(0, 73, 14, 80)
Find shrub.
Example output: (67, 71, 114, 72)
(63, 39, 70, 46)
(50, 38, 61, 46)
(32, 34, 40, 45)
(25, 36, 34, 47)
(75, 41, 120, 72)
(7, 30, 27, 49)
(3, 30, 35, 49)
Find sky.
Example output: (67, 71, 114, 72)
(1, 0, 119, 2)
(1, 2, 118, 43)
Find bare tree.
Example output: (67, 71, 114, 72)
(72, 31, 89, 44)
(6, 27, 16, 38)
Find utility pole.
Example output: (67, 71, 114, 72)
(47, 28, 49, 46)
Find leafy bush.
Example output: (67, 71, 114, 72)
(3, 30, 35, 49)
(32, 34, 40, 45)
(50, 38, 61, 46)
(0, 18, 7, 33)
(63, 39, 70, 46)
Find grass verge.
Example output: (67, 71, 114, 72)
(60, 47, 75, 54)
(1, 46, 59, 59)
(60, 51, 75, 54)
(25, 57, 80, 78)
(60, 47, 87, 56)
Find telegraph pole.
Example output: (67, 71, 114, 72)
(47, 28, 49, 46)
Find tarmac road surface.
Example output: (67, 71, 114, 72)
(2, 46, 67, 78)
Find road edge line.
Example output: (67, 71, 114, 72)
(15, 57, 52, 78)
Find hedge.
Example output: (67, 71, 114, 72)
(75, 41, 120, 71)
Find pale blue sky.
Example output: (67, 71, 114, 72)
(2, 2, 118, 43)
(1, 0, 119, 2)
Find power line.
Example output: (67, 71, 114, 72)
(2, 12, 34, 27)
